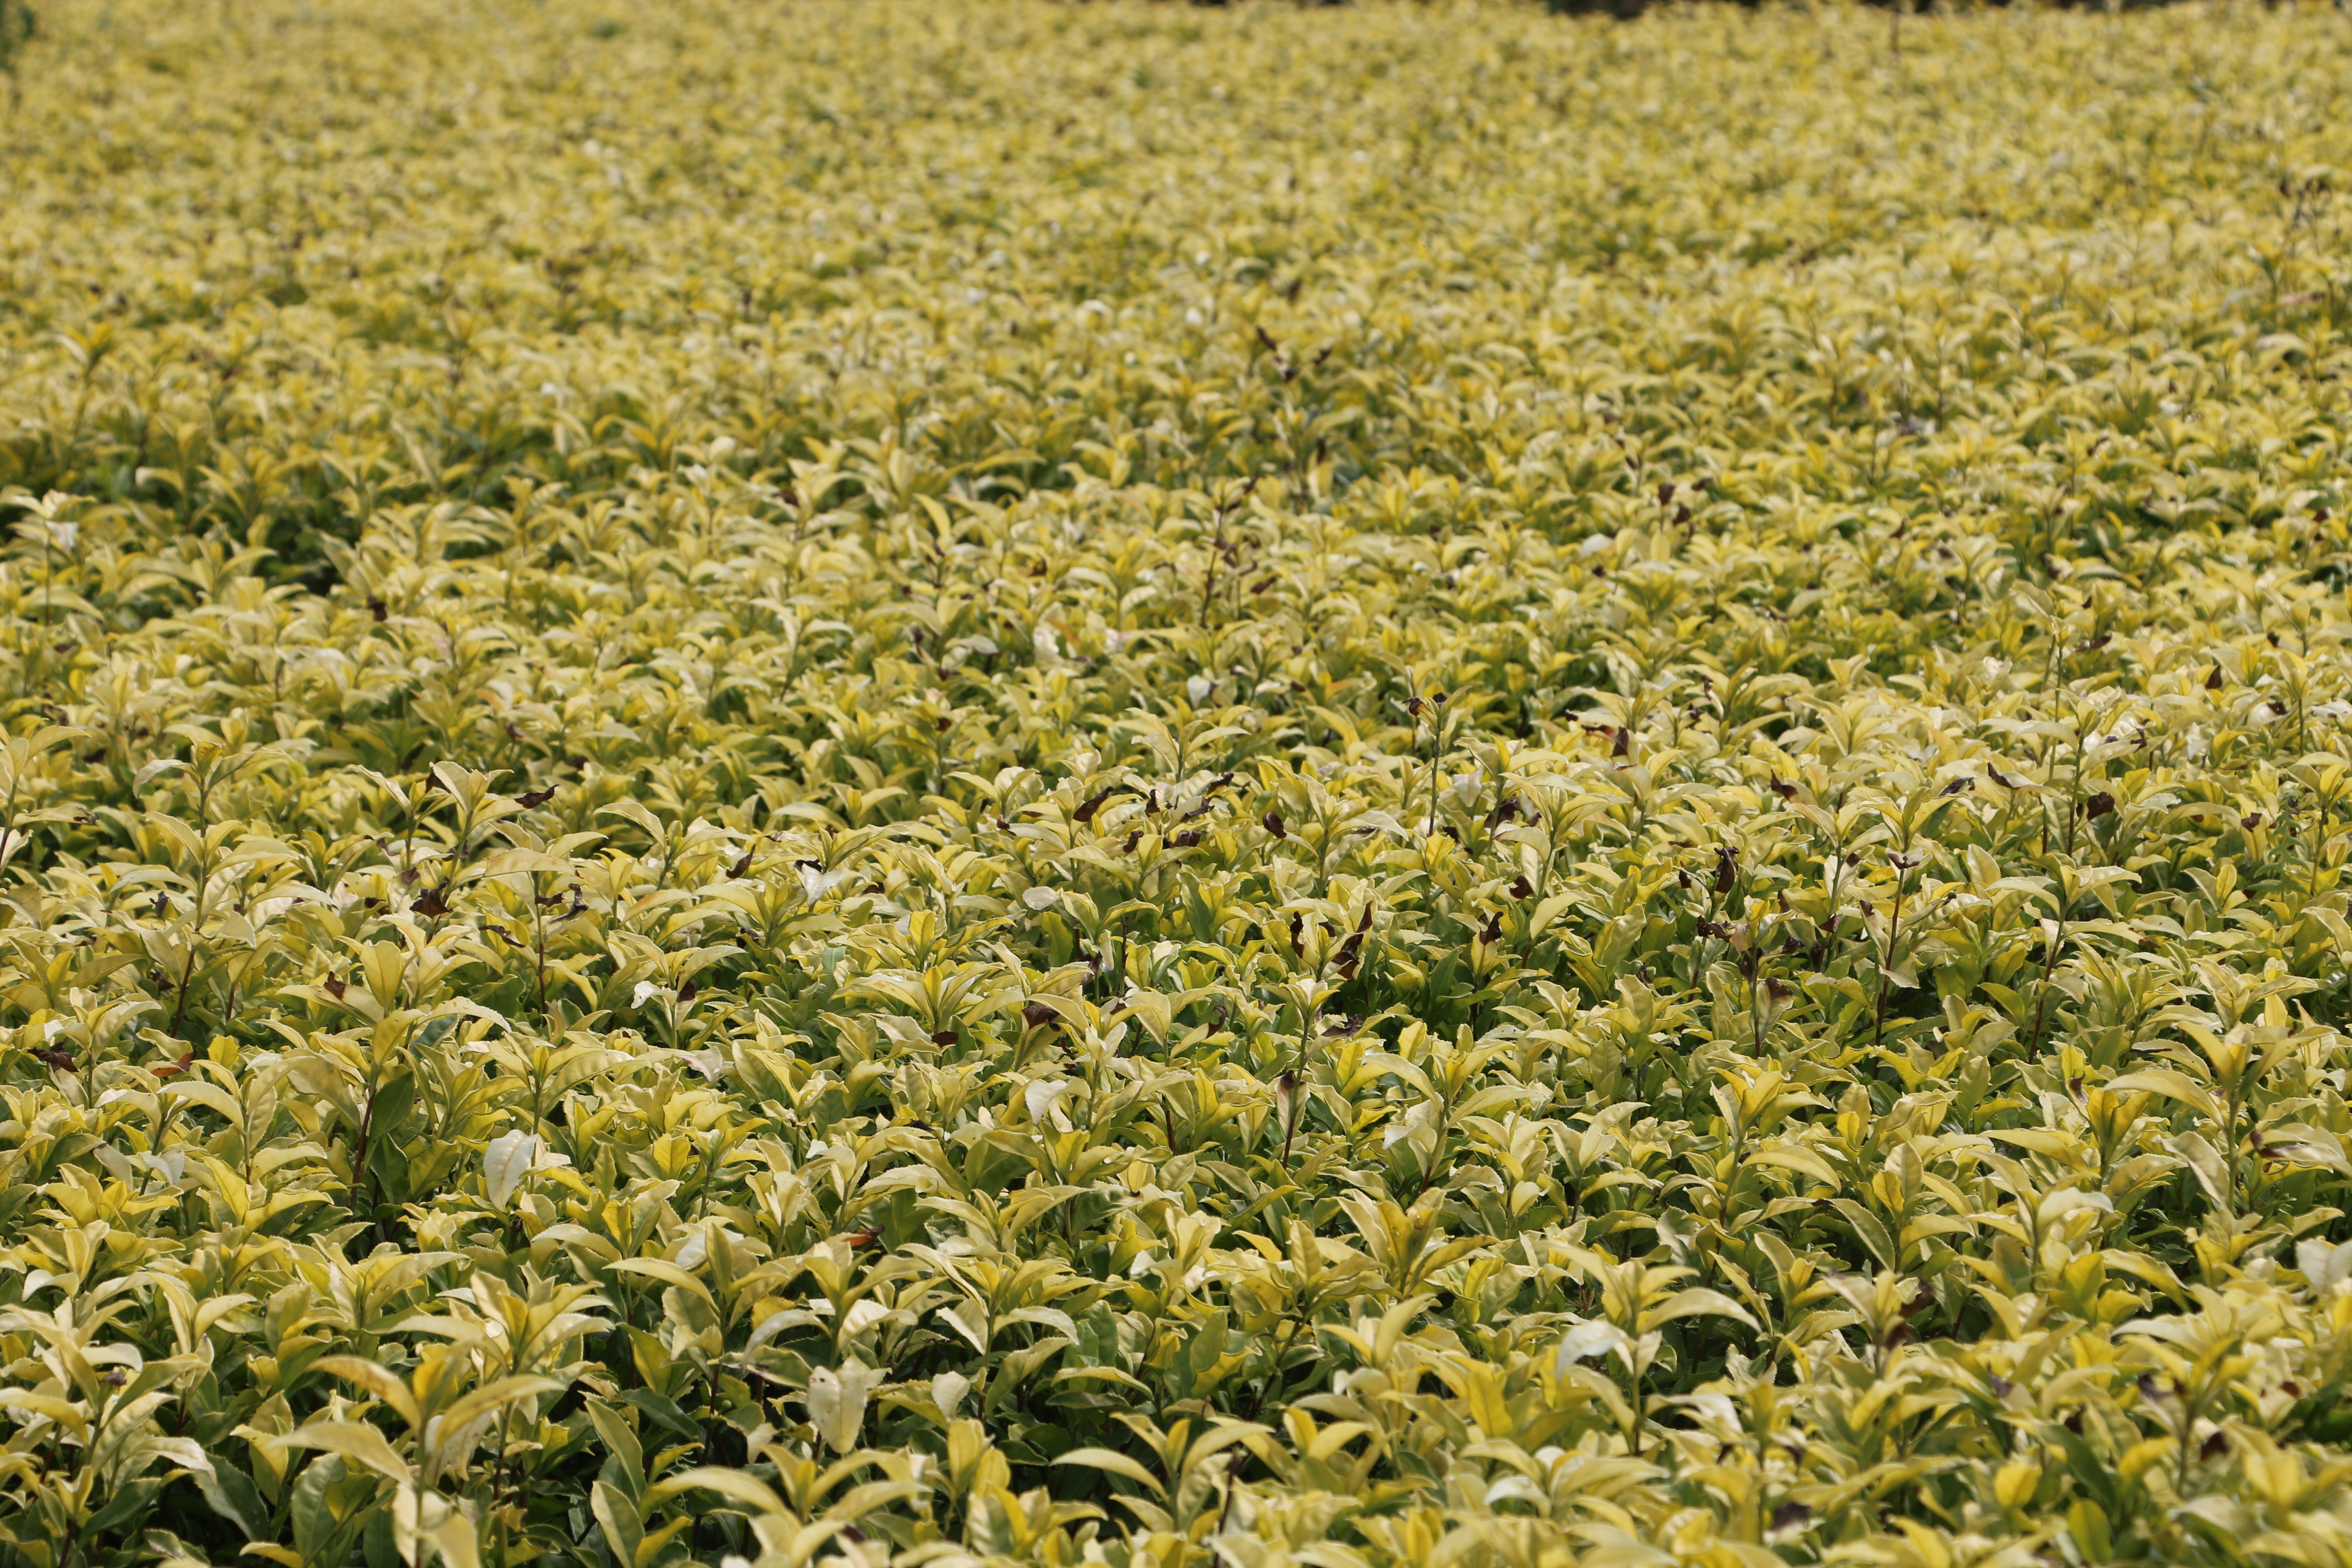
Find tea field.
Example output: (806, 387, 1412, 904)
(4, 0, 2352, 1564)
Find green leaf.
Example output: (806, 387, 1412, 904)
(1054, 1448, 1167, 1498)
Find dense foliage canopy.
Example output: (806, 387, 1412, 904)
(3, 2, 2352, 1565)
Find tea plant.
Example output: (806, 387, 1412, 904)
(1, 0, 2351, 1565)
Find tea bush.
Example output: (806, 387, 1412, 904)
(2, 0, 2352, 1564)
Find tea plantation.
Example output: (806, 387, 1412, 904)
(2, 3, 2351, 1565)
